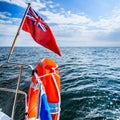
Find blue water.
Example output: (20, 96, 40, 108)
(0, 47, 120, 120)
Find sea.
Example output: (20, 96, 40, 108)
(0, 47, 120, 120)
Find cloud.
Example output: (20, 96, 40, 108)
(93, 28, 120, 42)
(0, 0, 120, 47)
(2, 0, 26, 8)
(0, 12, 11, 19)
(41, 7, 120, 46)
(108, 29, 120, 41)
(88, 9, 120, 31)
(0, 11, 21, 24)
(40, 10, 91, 25)
(1, 0, 46, 9)
(0, 23, 38, 46)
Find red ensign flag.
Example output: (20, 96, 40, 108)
(22, 6, 62, 56)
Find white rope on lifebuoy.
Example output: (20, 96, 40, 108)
(37, 65, 60, 79)
(51, 73, 61, 120)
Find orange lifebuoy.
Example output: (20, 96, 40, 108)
(27, 58, 61, 120)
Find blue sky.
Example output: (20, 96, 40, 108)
(0, 0, 120, 47)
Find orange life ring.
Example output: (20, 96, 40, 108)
(26, 58, 61, 120)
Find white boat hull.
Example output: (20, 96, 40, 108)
(0, 111, 10, 120)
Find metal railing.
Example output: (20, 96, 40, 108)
(0, 62, 33, 120)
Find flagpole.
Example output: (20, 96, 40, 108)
(7, 3, 31, 62)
